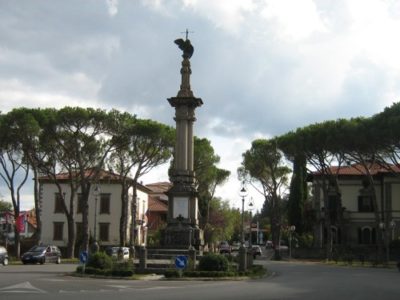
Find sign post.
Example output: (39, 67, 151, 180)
(79, 251, 88, 274)
(175, 255, 188, 277)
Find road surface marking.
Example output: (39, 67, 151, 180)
(0, 281, 47, 293)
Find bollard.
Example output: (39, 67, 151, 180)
(139, 246, 147, 271)
(188, 246, 196, 271)
(247, 250, 253, 268)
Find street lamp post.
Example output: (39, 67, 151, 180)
(248, 198, 254, 248)
(379, 221, 395, 265)
(238, 182, 248, 272)
(239, 184, 248, 246)
(379, 221, 386, 264)
(390, 220, 396, 240)
(289, 225, 296, 259)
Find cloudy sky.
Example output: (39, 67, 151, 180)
(1, 0, 400, 211)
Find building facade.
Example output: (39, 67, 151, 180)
(39, 169, 150, 249)
(309, 164, 400, 249)
(145, 182, 170, 234)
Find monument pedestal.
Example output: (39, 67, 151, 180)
(163, 170, 203, 249)
(163, 221, 203, 249)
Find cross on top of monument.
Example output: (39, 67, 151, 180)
(181, 28, 194, 41)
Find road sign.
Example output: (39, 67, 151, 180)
(79, 251, 88, 264)
(175, 255, 188, 269)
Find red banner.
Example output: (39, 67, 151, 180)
(15, 215, 25, 233)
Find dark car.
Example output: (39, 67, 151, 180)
(21, 245, 61, 265)
(0, 246, 8, 266)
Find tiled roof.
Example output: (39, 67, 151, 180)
(38, 168, 130, 181)
(311, 163, 400, 176)
(148, 196, 168, 212)
(145, 182, 172, 194)
(38, 168, 151, 192)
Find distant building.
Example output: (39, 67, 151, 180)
(309, 163, 400, 248)
(39, 169, 151, 248)
(145, 182, 171, 233)
(0, 209, 37, 244)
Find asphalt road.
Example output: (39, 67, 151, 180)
(0, 260, 399, 300)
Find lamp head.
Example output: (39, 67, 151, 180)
(239, 186, 248, 198)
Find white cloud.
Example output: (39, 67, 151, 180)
(261, 0, 328, 41)
(0, 78, 100, 112)
(345, 0, 400, 68)
(182, 0, 256, 34)
(106, 0, 119, 17)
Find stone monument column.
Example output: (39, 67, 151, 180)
(163, 34, 204, 249)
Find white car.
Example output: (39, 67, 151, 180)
(251, 245, 262, 258)
(106, 247, 130, 260)
(219, 241, 232, 254)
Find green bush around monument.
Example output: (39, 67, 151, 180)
(75, 252, 134, 277)
(87, 251, 113, 270)
(198, 253, 229, 271)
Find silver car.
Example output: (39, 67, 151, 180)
(0, 246, 8, 266)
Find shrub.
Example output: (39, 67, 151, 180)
(111, 260, 134, 277)
(198, 253, 229, 272)
(164, 269, 181, 278)
(87, 251, 113, 270)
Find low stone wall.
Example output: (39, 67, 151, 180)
(292, 246, 400, 262)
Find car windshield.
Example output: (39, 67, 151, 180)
(29, 246, 46, 252)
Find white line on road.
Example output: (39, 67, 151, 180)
(0, 282, 47, 294)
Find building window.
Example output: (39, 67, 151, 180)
(358, 196, 373, 212)
(323, 226, 342, 245)
(53, 222, 64, 240)
(77, 194, 84, 214)
(99, 223, 110, 241)
(358, 227, 376, 244)
(54, 193, 64, 214)
(100, 194, 110, 214)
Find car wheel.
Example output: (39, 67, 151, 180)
(40, 258, 45, 265)
(2, 258, 8, 266)
(56, 257, 61, 264)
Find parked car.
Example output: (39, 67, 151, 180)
(265, 241, 289, 251)
(105, 246, 130, 260)
(265, 240, 273, 249)
(218, 241, 232, 254)
(21, 245, 61, 264)
(274, 243, 289, 251)
(250, 245, 262, 258)
(231, 242, 241, 252)
(0, 246, 9, 266)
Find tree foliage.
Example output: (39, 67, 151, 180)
(0, 107, 177, 257)
(287, 155, 307, 234)
(239, 138, 290, 259)
(276, 102, 400, 260)
(107, 113, 174, 246)
(193, 138, 230, 225)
